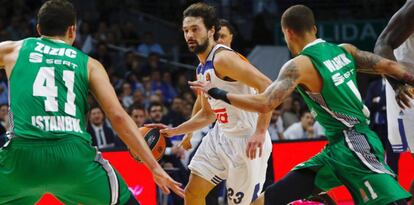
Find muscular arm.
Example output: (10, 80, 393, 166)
(214, 50, 273, 134)
(374, 1, 414, 88)
(88, 57, 160, 170)
(342, 43, 414, 85)
(224, 59, 301, 113)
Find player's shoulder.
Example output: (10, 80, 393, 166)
(213, 47, 242, 66)
(87, 56, 103, 70)
(0, 40, 23, 53)
(291, 55, 313, 68)
(278, 55, 315, 79)
(338, 43, 358, 56)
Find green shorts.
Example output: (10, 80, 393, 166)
(293, 127, 411, 204)
(0, 137, 132, 205)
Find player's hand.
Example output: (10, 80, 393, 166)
(246, 132, 266, 160)
(144, 123, 178, 137)
(395, 84, 414, 109)
(152, 166, 185, 198)
(188, 80, 214, 95)
(179, 133, 193, 150)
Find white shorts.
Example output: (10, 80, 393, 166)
(385, 81, 414, 153)
(188, 125, 272, 205)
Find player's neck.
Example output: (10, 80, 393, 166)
(41, 35, 70, 44)
(197, 41, 217, 65)
(297, 35, 317, 52)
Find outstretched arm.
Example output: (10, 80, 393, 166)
(190, 59, 301, 113)
(342, 43, 414, 108)
(88, 57, 184, 197)
(342, 43, 414, 84)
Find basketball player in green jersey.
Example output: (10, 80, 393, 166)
(0, 0, 183, 204)
(190, 5, 413, 205)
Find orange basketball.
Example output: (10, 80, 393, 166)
(135, 127, 166, 162)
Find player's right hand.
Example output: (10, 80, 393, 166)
(395, 84, 414, 109)
(144, 123, 177, 137)
(152, 166, 185, 198)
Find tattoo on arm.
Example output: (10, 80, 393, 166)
(264, 60, 300, 108)
(355, 49, 382, 74)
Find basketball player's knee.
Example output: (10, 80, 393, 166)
(184, 185, 207, 200)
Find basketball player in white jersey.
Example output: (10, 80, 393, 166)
(375, 1, 414, 201)
(180, 18, 246, 150)
(146, 3, 272, 205)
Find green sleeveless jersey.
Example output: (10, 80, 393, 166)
(296, 39, 370, 139)
(9, 37, 90, 142)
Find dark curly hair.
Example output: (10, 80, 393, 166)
(183, 3, 221, 41)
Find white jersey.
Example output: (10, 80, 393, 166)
(196, 44, 259, 137)
(394, 32, 414, 68)
(386, 26, 414, 153)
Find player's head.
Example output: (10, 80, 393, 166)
(182, 3, 220, 54)
(37, 0, 77, 44)
(281, 5, 317, 56)
(218, 19, 235, 47)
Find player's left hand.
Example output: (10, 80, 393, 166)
(395, 84, 414, 109)
(152, 166, 185, 198)
(246, 132, 265, 160)
(188, 80, 214, 95)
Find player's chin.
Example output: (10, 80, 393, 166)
(187, 44, 197, 51)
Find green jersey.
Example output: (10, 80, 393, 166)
(9, 37, 90, 142)
(297, 39, 370, 139)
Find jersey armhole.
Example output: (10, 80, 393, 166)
(9, 39, 29, 82)
(299, 54, 326, 93)
(211, 47, 239, 82)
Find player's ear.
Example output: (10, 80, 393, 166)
(67, 25, 76, 43)
(208, 26, 215, 39)
(36, 24, 42, 36)
(312, 25, 317, 35)
(284, 28, 294, 41)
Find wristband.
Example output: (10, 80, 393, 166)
(208, 87, 231, 104)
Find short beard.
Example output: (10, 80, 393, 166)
(189, 38, 209, 54)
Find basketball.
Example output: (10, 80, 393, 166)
(135, 127, 166, 162)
